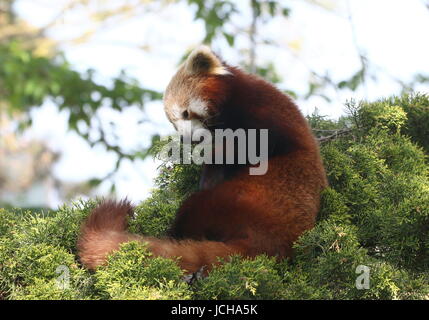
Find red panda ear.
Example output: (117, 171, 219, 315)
(185, 45, 230, 76)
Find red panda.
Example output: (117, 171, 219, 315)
(77, 46, 328, 273)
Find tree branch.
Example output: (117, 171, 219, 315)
(317, 128, 353, 144)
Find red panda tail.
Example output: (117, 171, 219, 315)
(77, 200, 246, 273)
(77, 199, 141, 270)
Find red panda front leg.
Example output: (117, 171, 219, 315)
(167, 184, 252, 244)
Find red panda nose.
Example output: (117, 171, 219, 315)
(182, 110, 189, 119)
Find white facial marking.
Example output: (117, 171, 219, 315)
(171, 103, 182, 120)
(175, 119, 206, 140)
(188, 98, 209, 118)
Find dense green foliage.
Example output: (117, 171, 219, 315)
(1, 93, 428, 300)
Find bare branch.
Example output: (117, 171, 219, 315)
(317, 128, 353, 144)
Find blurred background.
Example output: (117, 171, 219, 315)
(0, 0, 428, 209)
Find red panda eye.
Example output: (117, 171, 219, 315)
(182, 110, 189, 119)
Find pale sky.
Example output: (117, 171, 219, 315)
(13, 0, 429, 207)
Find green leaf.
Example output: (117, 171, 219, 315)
(223, 32, 235, 46)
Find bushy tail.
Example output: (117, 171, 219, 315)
(77, 200, 245, 273)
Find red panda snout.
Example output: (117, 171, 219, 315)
(166, 97, 214, 140)
(176, 119, 206, 141)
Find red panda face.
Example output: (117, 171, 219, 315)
(163, 46, 231, 139)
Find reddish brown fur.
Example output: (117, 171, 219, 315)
(78, 52, 327, 273)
